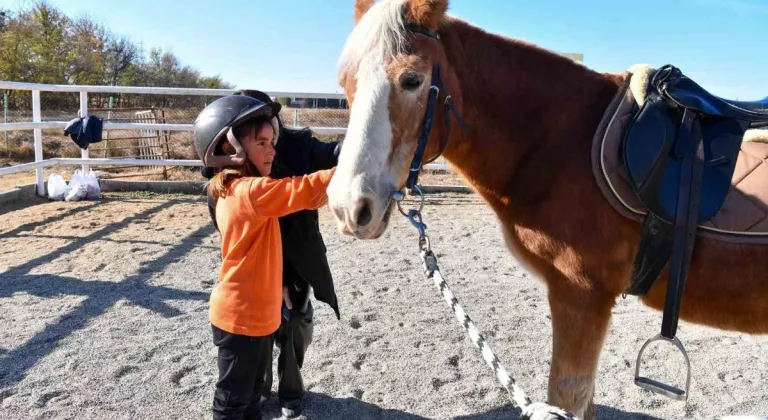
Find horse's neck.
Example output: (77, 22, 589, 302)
(439, 18, 622, 203)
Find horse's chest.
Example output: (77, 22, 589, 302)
(496, 217, 559, 280)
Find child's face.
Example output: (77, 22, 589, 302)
(241, 123, 276, 176)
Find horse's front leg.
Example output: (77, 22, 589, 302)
(546, 280, 615, 420)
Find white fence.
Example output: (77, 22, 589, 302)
(0, 81, 449, 196)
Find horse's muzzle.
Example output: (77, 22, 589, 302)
(329, 191, 393, 240)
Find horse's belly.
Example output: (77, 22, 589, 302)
(640, 238, 768, 334)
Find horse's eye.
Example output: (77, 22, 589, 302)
(400, 73, 423, 91)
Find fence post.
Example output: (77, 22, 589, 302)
(32, 90, 44, 196)
(79, 91, 89, 173)
(105, 96, 114, 158)
(3, 91, 7, 147)
(292, 97, 298, 127)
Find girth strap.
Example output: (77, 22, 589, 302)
(624, 214, 673, 296)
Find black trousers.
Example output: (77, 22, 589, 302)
(211, 324, 273, 420)
(266, 295, 314, 407)
(211, 284, 314, 419)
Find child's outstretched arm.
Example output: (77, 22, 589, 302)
(245, 167, 335, 217)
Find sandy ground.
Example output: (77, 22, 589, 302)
(0, 192, 766, 420)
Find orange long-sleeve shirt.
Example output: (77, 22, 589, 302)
(210, 167, 335, 337)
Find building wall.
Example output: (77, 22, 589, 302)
(560, 53, 584, 63)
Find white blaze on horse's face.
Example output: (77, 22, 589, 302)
(328, 59, 395, 239)
(328, 0, 420, 239)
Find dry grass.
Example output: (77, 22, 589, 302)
(1, 107, 348, 162)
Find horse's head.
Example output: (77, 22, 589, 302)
(328, 0, 461, 239)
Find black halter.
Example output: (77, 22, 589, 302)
(403, 24, 470, 189)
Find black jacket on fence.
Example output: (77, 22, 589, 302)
(205, 128, 343, 320)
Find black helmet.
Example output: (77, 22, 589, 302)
(193, 95, 281, 167)
(234, 89, 273, 104)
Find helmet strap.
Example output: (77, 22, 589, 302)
(225, 128, 247, 165)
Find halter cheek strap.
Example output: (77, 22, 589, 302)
(405, 23, 440, 39)
(404, 24, 470, 190)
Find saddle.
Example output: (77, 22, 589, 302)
(609, 64, 768, 401)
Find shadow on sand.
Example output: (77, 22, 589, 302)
(258, 391, 663, 419)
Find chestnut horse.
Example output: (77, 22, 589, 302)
(326, 0, 768, 418)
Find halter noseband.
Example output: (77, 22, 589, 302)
(403, 24, 469, 190)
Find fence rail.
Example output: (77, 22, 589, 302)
(0, 121, 349, 134)
(0, 81, 346, 99)
(0, 82, 449, 196)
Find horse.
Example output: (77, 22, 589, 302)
(325, 0, 768, 418)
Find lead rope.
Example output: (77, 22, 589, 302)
(393, 187, 579, 420)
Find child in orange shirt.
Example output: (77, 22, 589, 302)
(192, 95, 335, 420)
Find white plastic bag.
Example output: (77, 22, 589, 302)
(68, 169, 85, 191)
(83, 169, 101, 199)
(65, 170, 88, 202)
(47, 173, 69, 201)
(64, 169, 100, 201)
(65, 184, 88, 202)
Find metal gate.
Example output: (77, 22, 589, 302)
(96, 107, 171, 179)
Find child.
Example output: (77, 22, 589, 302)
(229, 89, 342, 419)
(193, 94, 335, 420)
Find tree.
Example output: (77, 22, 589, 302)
(69, 15, 107, 85)
(0, 1, 234, 110)
(0, 10, 8, 32)
(199, 75, 234, 89)
(104, 35, 138, 86)
(0, 1, 232, 90)
(28, 2, 71, 84)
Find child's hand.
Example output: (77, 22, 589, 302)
(282, 286, 293, 310)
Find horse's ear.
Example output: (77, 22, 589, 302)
(355, 0, 375, 23)
(407, 0, 448, 30)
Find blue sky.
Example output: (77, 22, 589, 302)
(3, 0, 767, 99)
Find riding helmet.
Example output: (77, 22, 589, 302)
(193, 95, 281, 167)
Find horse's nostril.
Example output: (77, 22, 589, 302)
(354, 198, 373, 228)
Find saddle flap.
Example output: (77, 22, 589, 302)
(623, 89, 748, 223)
(623, 92, 678, 220)
(697, 116, 748, 219)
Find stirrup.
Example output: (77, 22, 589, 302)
(634, 333, 692, 401)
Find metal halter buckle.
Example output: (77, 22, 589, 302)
(394, 185, 425, 217)
(634, 333, 692, 401)
(393, 186, 431, 254)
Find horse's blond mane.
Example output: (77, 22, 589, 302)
(338, 0, 409, 74)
